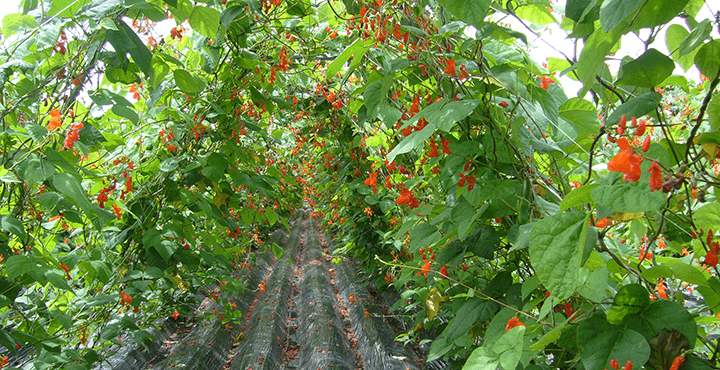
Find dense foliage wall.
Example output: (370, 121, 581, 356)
(0, 0, 719, 369)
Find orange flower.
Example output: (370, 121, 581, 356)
(648, 161, 663, 192)
(396, 188, 419, 209)
(364, 172, 377, 187)
(706, 245, 719, 267)
(444, 59, 456, 76)
(656, 278, 667, 299)
(428, 139, 439, 157)
(171, 311, 180, 320)
(47, 109, 62, 130)
(417, 259, 431, 277)
(669, 356, 684, 370)
(505, 317, 525, 331)
(112, 204, 123, 220)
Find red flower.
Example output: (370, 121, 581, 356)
(444, 59, 456, 76)
(441, 137, 451, 155)
(706, 246, 719, 267)
(428, 139, 439, 158)
(396, 187, 419, 209)
(611, 359, 619, 370)
(47, 109, 62, 130)
(417, 259, 431, 277)
(669, 356, 684, 370)
(439, 266, 448, 277)
(171, 311, 180, 320)
(364, 172, 378, 187)
(505, 317, 525, 331)
(648, 161, 663, 192)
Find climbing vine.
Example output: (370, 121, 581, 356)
(0, 0, 719, 369)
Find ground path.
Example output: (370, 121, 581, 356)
(96, 209, 427, 370)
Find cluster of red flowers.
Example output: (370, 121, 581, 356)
(364, 172, 378, 194)
(416, 248, 435, 278)
(610, 359, 633, 370)
(54, 30, 67, 55)
(540, 75, 555, 89)
(395, 184, 419, 209)
(129, 82, 143, 100)
(63, 122, 83, 149)
(702, 229, 719, 267)
(119, 291, 132, 306)
(458, 173, 476, 190)
(444, 59, 469, 79)
(505, 317, 525, 331)
(46, 109, 62, 130)
(170, 26, 184, 40)
(607, 116, 665, 192)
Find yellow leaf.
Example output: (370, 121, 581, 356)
(425, 287, 445, 321)
(701, 142, 719, 159)
(608, 212, 645, 222)
(213, 193, 229, 208)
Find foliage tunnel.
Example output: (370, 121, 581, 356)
(1, 0, 720, 369)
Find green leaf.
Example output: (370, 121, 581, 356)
(679, 19, 712, 56)
(189, 6, 220, 40)
(559, 98, 601, 135)
(5, 255, 37, 279)
(607, 283, 650, 324)
(616, 49, 675, 88)
(599, 0, 643, 33)
(590, 182, 666, 213)
(47, 0, 91, 18)
(45, 270, 72, 291)
(168, 0, 193, 22)
(174, 69, 206, 94)
(694, 40, 720, 79)
(160, 156, 183, 172)
(426, 99, 480, 132)
(665, 24, 697, 72)
(105, 21, 153, 78)
(443, 299, 486, 341)
(463, 347, 500, 370)
(363, 76, 392, 119)
(606, 92, 662, 125)
(515, 3, 556, 24)
(52, 173, 94, 216)
(709, 95, 720, 131)
(2, 13, 37, 37)
(577, 266, 608, 302)
(492, 326, 525, 370)
(437, 0, 490, 30)
(409, 223, 441, 253)
(529, 211, 588, 301)
(566, 0, 599, 22)
(578, 312, 651, 370)
(560, 184, 598, 212)
(625, 301, 697, 346)
(695, 203, 720, 232)
(271, 243, 283, 259)
(661, 258, 709, 287)
(577, 26, 624, 97)
(326, 39, 373, 81)
(631, 0, 689, 31)
(0, 215, 27, 243)
(428, 337, 453, 362)
(386, 122, 436, 163)
(531, 320, 568, 351)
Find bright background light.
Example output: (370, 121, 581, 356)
(1, 0, 718, 97)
